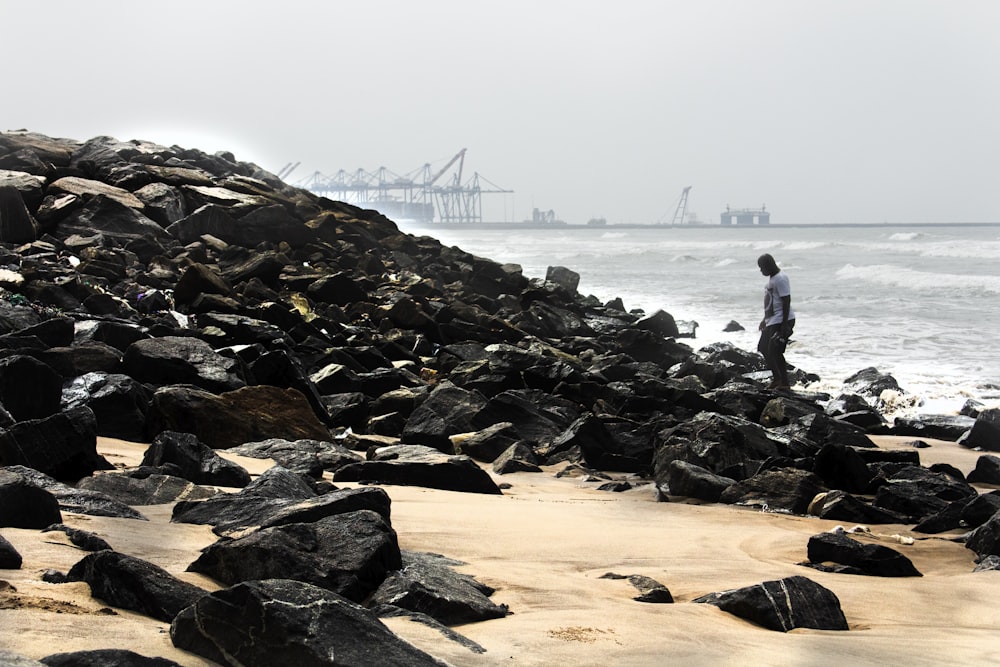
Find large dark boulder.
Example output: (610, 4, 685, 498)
(0, 184, 39, 243)
(693, 575, 848, 632)
(40, 649, 181, 667)
(966, 511, 1000, 559)
(53, 194, 171, 245)
(805, 531, 921, 577)
(188, 511, 401, 603)
(0, 468, 61, 528)
(549, 414, 650, 472)
(61, 372, 153, 442)
(0, 532, 22, 568)
(145, 385, 331, 449)
(654, 412, 784, 482)
(4, 465, 146, 520)
(807, 490, 909, 525)
(452, 422, 520, 463)
(960, 411, 1000, 452)
(967, 454, 1000, 484)
(77, 472, 218, 506)
(67, 550, 206, 622)
(892, 414, 976, 441)
(141, 431, 251, 488)
(401, 382, 487, 453)
(471, 389, 580, 446)
(333, 444, 502, 495)
(371, 551, 509, 625)
(0, 354, 62, 421)
(227, 437, 363, 477)
(0, 407, 112, 481)
(664, 460, 736, 502)
(122, 336, 246, 392)
(812, 443, 876, 494)
(719, 468, 827, 515)
(170, 579, 446, 666)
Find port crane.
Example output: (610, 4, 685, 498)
(658, 186, 692, 226)
(299, 149, 511, 224)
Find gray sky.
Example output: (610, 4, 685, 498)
(4, 0, 998, 224)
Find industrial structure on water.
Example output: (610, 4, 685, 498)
(720, 205, 770, 225)
(298, 149, 514, 225)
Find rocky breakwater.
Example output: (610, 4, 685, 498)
(1, 130, 999, 663)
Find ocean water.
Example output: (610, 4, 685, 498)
(408, 223, 1000, 417)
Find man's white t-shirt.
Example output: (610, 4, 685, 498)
(764, 272, 795, 326)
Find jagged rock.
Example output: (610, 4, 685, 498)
(633, 309, 679, 339)
(61, 372, 153, 441)
(4, 465, 146, 520)
(966, 511, 1000, 559)
(53, 195, 171, 245)
(67, 550, 206, 622)
(627, 574, 674, 603)
(549, 414, 650, 473)
(451, 422, 520, 463)
(0, 184, 39, 243)
(145, 385, 331, 449)
(759, 395, 824, 428)
(959, 411, 1000, 452)
(812, 443, 876, 494)
(973, 555, 1000, 572)
(371, 551, 508, 624)
(872, 466, 977, 522)
(492, 442, 542, 474)
(664, 460, 736, 502)
(141, 431, 251, 488)
(0, 407, 112, 481)
(400, 382, 488, 453)
(0, 532, 23, 568)
(472, 388, 580, 446)
(0, 354, 62, 421)
(654, 411, 784, 482)
(77, 472, 217, 506)
(122, 336, 246, 392)
(42, 524, 113, 552)
(189, 511, 400, 603)
(968, 454, 1000, 484)
(334, 444, 502, 494)
(545, 265, 580, 293)
(804, 531, 921, 577)
(172, 468, 390, 535)
(723, 320, 745, 332)
(694, 575, 848, 632)
(170, 579, 446, 667)
(808, 490, 908, 524)
(719, 468, 827, 515)
(774, 412, 875, 450)
(0, 651, 45, 667)
(40, 649, 182, 667)
(893, 414, 976, 441)
(961, 492, 1000, 529)
(844, 367, 901, 397)
(228, 438, 363, 477)
(0, 468, 62, 528)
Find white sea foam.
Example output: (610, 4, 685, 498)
(836, 263, 1000, 295)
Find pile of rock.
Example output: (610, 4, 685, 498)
(1, 130, 999, 661)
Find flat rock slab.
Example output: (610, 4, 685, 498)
(333, 444, 502, 495)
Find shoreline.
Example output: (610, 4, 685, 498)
(397, 221, 1000, 231)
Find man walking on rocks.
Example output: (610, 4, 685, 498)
(757, 253, 795, 389)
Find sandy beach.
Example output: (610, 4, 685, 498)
(2, 435, 999, 666)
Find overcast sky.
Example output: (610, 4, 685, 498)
(4, 0, 998, 224)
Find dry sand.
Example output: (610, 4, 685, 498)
(2, 436, 999, 666)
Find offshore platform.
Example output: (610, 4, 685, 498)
(297, 149, 512, 225)
(720, 205, 770, 225)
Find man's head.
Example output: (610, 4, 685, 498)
(757, 253, 779, 276)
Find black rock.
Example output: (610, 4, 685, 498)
(371, 551, 509, 624)
(808, 490, 909, 524)
(492, 442, 542, 474)
(892, 414, 976, 441)
(141, 431, 251, 488)
(77, 472, 218, 506)
(0, 532, 22, 568)
(170, 578, 446, 666)
(0, 407, 112, 481)
(333, 445, 502, 495)
(0, 354, 62, 421)
(966, 510, 1000, 559)
(665, 460, 736, 502)
(805, 531, 921, 577)
(693, 575, 848, 632)
(228, 437, 363, 478)
(400, 382, 488, 453)
(42, 523, 113, 552)
(967, 454, 1000, 484)
(122, 336, 246, 392)
(812, 443, 876, 494)
(189, 511, 401, 603)
(719, 468, 827, 515)
(0, 468, 62, 528)
(958, 409, 1000, 451)
(61, 372, 153, 441)
(844, 367, 901, 397)
(67, 550, 206, 622)
(40, 649, 181, 667)
(452, 422, 521, 463)
(627, 574, 674, 603)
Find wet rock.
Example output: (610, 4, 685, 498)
(694, 575, 848, 632)
(491, 443, 542, 474)
(808, 490, 908, 524)
(654, 412, 784, 481)
(892, 414, 976, 441)
(141, 431, 251, 488)
(844, 367, 901, 397)
(170, 579, 446, 667)
(959, 410, 1000, 452)
(804, 531, 921, 577)
(228, 437, 363, 477)
(967, 454, 1000, 484)
(0, 354, 62, 421)
(68, 550, 206, 622)
(812, 443, 876, 494)
(400, 382, 488, 453)
(966, 511, 1000, 559)
(61, 372, 153, 442)
(77, 472, 217, 506)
